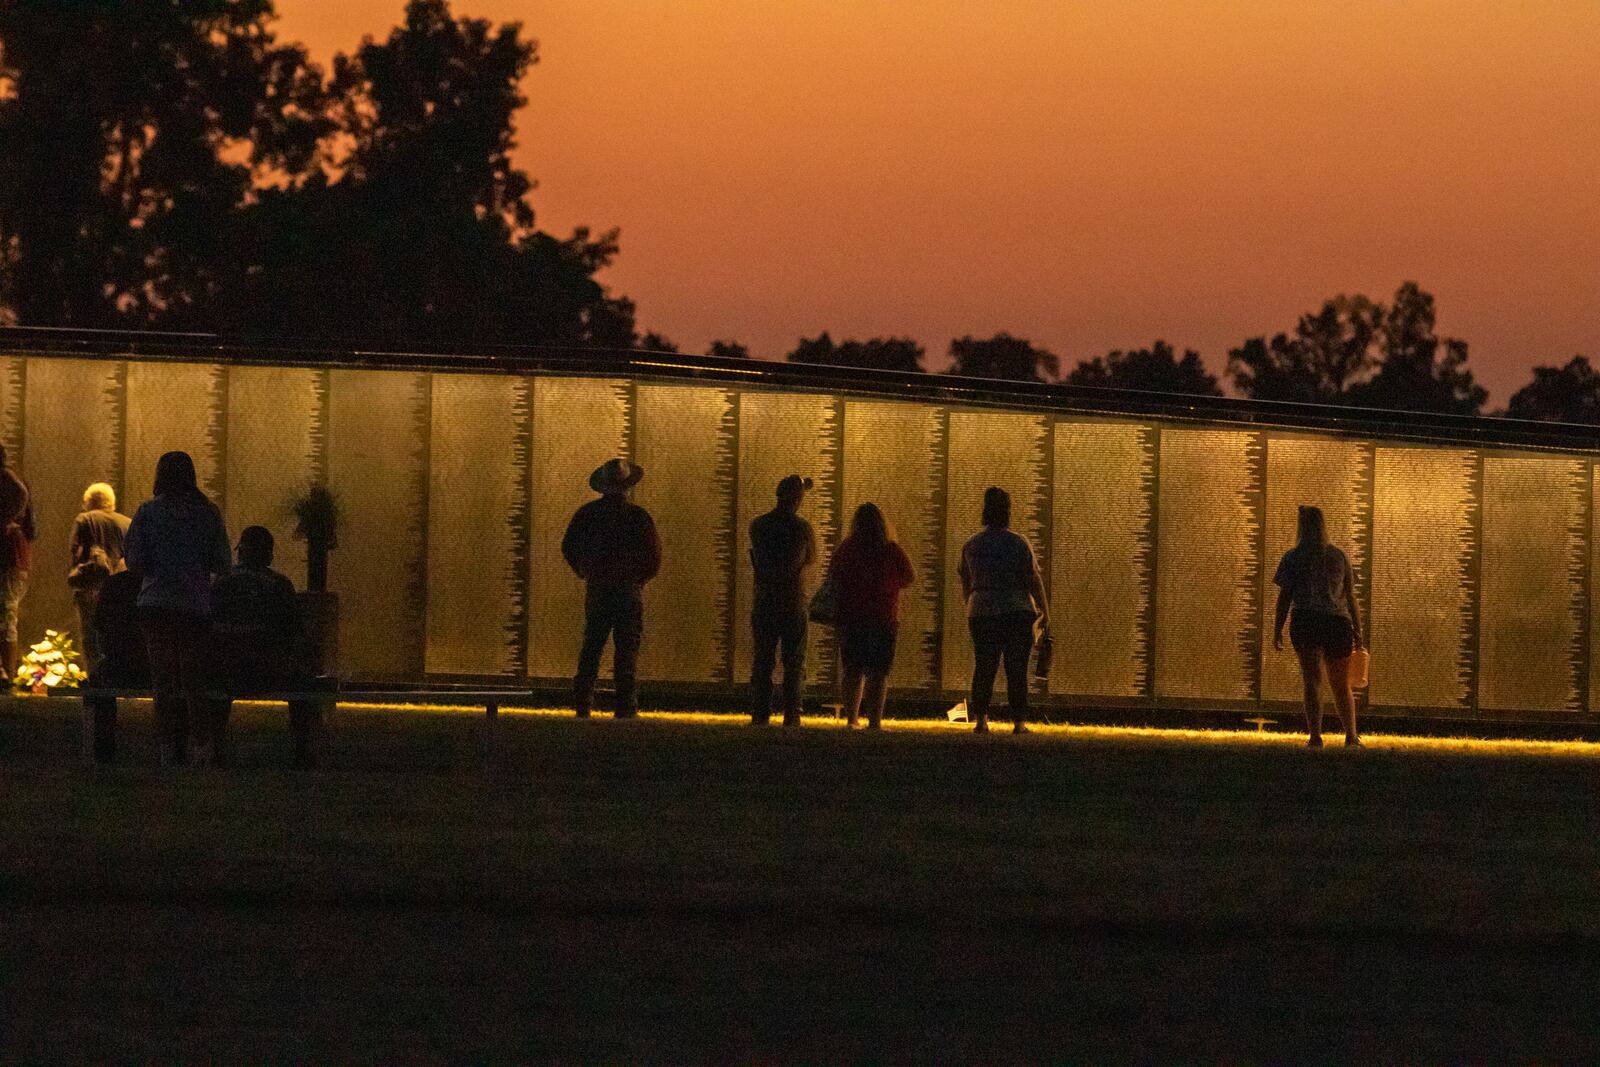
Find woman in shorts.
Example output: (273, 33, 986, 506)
(828, 502, 914, 730)
(1272, 505, 1364, 747)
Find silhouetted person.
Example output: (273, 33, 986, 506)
(828, 502, 913, 729)
(0, 443, 36, 676)
(81, 567, 148, 764)
(68, 481, 131, 668)
(959, 486, 1050, 735)
(211, 525, 320, 766)
(749, 474, 817, 726)
(562, 459, 661, 719)
(124, 451, 230, 767)
(1273, 505, 1364, 747)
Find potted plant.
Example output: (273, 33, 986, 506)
(290, 482, 342, 675)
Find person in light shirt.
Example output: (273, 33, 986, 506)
(1272, 505, 1364, 748)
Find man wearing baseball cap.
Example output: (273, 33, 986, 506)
(748, 474, 817, 726)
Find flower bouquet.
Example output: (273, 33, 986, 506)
(13, 629, 88, 694)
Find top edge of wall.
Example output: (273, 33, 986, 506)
(0, 326, 1593, 455)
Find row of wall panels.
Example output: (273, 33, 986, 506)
(2, 355, 1594, 716)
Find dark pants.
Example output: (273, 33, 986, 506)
(969, 611, 1036, 724)
(211, 633, 326, 767)
(751, 607, 807, 724)
(74, 588, 102, 669)
(575, 584, 643, 717)
(140, 610, 212, 762)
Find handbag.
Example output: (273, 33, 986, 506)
(807, 576, 839, 625)
(1033, 628, 1054, 680)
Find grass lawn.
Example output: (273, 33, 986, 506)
(4, 697, 1600, 1061)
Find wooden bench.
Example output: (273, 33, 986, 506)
(78, 686, 532, 765)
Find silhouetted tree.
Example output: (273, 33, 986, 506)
(0, 0, 639, 346)
(1067, 341, 1221, 396)
(0, 0, 327, 327)
(1228, 295, 1382, 404)
(1505, 356, 1600, 424)
(1343, 283, 1485, 415)
(787, 333, 925, 373)
(708, 340, 750, 360)
(946, 333, 1059, 383)
(636, 331, 677, 353)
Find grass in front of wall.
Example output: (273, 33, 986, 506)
(3, 697, 1599, 1061)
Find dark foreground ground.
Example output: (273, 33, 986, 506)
(4, 699, 1600, 1062)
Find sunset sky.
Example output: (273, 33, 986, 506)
(275, 0, 1600, 403)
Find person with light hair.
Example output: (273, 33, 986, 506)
(1273, 505, 1364, 747)
(69, 481, 131, 669)
(0, 443, 35, 676)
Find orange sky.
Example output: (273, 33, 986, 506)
(275, 0, 1600, 403)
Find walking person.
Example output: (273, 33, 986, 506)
(958, 486, 1050, 735)
(1272, 505, 1364, 747)
(0, 444, 35, 677)
(123, 451, 231, 766)
(68, 482, 131, 668)
(748, 474, 817, 726)
(828, 502, 913, 730)
(561, 459, 661, 719)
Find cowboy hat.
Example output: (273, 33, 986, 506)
(590, 458, 645, 493)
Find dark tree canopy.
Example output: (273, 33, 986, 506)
(1505, 356, 1600, 425)
(1066, 341, 1222, 396)
(707, 340, 750, 360)
(636, 331, 677, 353)
(946, 333, 1059, 384)
(0, 0, 638, 346)
(786, 333, 925, 373)
(1227, 295, 1382, 404)
(1342, 283, 1485, 415)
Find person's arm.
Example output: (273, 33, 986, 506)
(893, 543, 914, 589)
(68, 516, 87, 569)
(1273, 586, 1291, 651)
(958, 546, 973, 602)
(799, 522, 817, 573)
(208, 509, 231, 577)
(123, 513, 147, 576)
(1027, 547, 1049, 630)
(639, 510, 662, 584)
(1345, 569, 1363, 649)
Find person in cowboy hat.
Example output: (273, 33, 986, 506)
(560, 458, 661, 719)
(748, 474, 816, 726)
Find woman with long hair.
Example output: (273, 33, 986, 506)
(958, 486, 1049, 734)
(124, 451, 231, 766)
(827, 502, 914, 729)
(1272, 505, 1363, 747)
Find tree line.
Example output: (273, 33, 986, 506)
(1, 1, 1592, 423)
(677, 281, 1595, 423)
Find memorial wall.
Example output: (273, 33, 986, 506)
(1, 349, 1595, 720)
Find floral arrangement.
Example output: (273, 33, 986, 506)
(13, 629, 87, 693)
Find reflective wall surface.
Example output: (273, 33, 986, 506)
(3, 351, 1595, 719)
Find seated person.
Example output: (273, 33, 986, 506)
(210, 525, 323, 766)
(83, 567, 149, 764)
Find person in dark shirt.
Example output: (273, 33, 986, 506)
(748, 474, 817, 726)
(68, 482, 132, 668)
(82, 567, 148, 764)
(210, 525, 314, 764)
(561, 459, 661, 719)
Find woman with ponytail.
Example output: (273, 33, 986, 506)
(1272, 505, 1364, 747)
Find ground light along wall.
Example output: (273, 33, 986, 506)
(1, 350, 1596, 721)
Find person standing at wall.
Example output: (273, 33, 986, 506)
(82, 566, 146, 764)
(959, 486, 1050, 735)
(748, 474, 817, 727)
(124, 451, 231, 766)
(562, 459, 661, 719)
(68, 482, 131, 668)
(828, 502, 913, 730)
(1273, 505, 1364, 747)
(0, 444, 35, 677)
